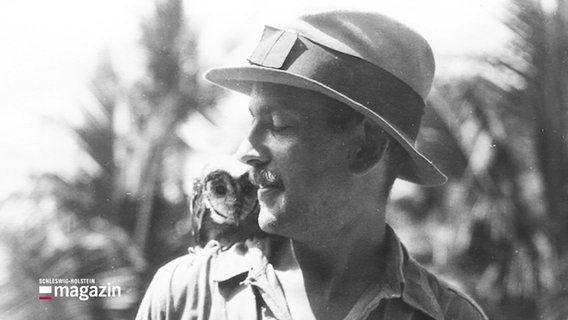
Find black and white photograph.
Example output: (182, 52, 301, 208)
(0, 0, 567, 319)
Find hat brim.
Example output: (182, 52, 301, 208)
(205, 66, 447, 186)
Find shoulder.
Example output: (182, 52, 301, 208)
(442, 284, 488, 320)
(135, 244, 221, 320)
(416, 262, 488, 320)
(156, 244, 221, 293)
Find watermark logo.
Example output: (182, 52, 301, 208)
(39, 285, 52, 300)
(38, 278, 121, 301)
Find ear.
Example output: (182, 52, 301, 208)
(349, 119, 390, 174)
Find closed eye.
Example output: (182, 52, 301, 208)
(271, 116, 295, 133)
(271, 124, 293, 132)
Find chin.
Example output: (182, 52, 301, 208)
(257, 207, 277, 233)
(257, 206, 290, 236)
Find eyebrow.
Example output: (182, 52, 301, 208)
(249, 101, 307, 121)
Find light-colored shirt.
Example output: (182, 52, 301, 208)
(136, 226, 487, 320)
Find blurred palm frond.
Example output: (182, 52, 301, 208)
(0, 175, 145, 320)
(418, 0, 568, 319)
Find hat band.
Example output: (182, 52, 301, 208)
(247, 26, 425, 140)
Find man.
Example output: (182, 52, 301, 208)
(136, 10, 488, 320)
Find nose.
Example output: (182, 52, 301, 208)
(236, 138, 267, 167)
(236, 115, 270, 167)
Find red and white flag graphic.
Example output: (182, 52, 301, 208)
(39, 286, 52, 300)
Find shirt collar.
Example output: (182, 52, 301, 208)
(384, 225, 444, 320)
(211, 226, 444, 320)
(211, 238, 271, 283)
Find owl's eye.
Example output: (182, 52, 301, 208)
(213, 184, 228, 196)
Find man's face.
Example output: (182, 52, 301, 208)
(237, 83, 358, 240)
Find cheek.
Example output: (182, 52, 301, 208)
(302, 142, 349, 177)
(284, 149, 350, 198)
(267, 131, 352, 191)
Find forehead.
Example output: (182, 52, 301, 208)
(249, 83, 337, 118)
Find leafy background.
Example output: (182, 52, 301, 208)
(0, 0, 566, 319)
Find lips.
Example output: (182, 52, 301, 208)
(258, 182, 283, 190)
(249, 168, 284, 206)
(257, 184, 283, 206)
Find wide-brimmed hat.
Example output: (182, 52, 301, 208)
(204, 10, 447, 186)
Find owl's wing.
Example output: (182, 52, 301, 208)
(189, 178, 206, 243)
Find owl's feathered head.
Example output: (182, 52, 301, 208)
(189, 157, 261, 247)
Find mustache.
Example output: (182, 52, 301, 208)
(249, 168, 284, 188)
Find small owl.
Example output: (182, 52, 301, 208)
(190, 158, 263, 248)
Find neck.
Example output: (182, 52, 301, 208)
(298, 223, 384, 272)
(270, 187, 391, 320)
(283, 206, 388, 300)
